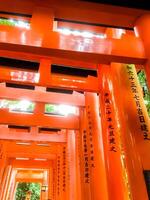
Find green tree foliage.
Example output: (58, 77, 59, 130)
(0, 18, 15, 26)
(137, 70, 150, 117)
(45, 104, 56, 113)
(0, 100, 35, 112)
(15, 182, 40, 200)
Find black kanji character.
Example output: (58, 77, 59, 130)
(134, 95, 140, 101)
(143, 132, 150, 140)
(104, 93, 109, 97)
(107, 117, 112, 122)
(108, 124, 114, 129)
(137, 108, 143, 115)
(110, 146, 117, 152)
(141, 124, 148, 132)
(105, 99, 110, 104)
(139, 116, 145, 123)
(109, 137, 115, 144)
(109, 131, 114, 136)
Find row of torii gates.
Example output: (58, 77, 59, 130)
(0, 0, 150, 200)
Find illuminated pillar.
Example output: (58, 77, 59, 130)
(111, 63, 149, 200)
(41, 170, 48, 200)
(85, 92, 109, 200)
(56, 153, 61, 200)
(67, 130, 78, 200)
(5, 166, 14, 200)
(79, 108, 92, 200)
(135, 14, 150, 88)
(58, 147, 65, 200)
(75, 130, 82, 200)
(8, 169, 17, 200)
(48, 168, 53, 200)
(0, 143, 6, 183)
(0, 165, 12, 200)
(12, 182, 18, 200)
(52, 163, 57, 200)
(0, 142, 8, 200)
(98, 65, 129, 200)
(31, 6, 54, 35)
(38, 59, 52, 86)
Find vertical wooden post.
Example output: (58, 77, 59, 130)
(110, 62, 150, 200)
(67, 130, 78, 200)
(79, 108, 92, 200)
(39, 59, 52, 86)
(0, 142, 6, 184)
(0, 142, 8, 200)
(31, 7, 54, 35)
(48, 167, 53, 200)
(8, 169, 17, 200)
(41, 170, 48, 200)
(75, 130, 82, 200)
(97, 65, 129, 200)
(85, 92, 109, 200)
(1, 165, 12, 200)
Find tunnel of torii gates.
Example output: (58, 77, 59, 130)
(1, 1, 150, 200)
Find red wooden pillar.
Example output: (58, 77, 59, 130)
(41, 170, 48, 200)
(67, 130, 78, 200)
(0, 142, 6, 184)
(31, 6, 54, 35)
(52, 163, 57, 200)
(111, 63, 149, 200)
(85, 92, 109, 200)
(5, 165, 13, 200)
(39, 59, 52, 86)
(0, 142, 7, 199)
(60, 144, 68, 200)
(98, 65, 129, 200)
(56, 152, 61, 200)
(48, 167, 53, 200)
(75, 130, 82, 200)
(135, 14, 150, 88)
(0, 165, 12, 200)
(8, 169, 17, 200)
(79, 108, 92, 200)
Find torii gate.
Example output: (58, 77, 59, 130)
(0, 0, 150, 200)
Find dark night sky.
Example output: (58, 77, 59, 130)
(82, 0, 150, 10)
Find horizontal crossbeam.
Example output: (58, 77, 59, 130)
(0, 127, 66, 143)
(0, 109, 79, 129)
(0, 85, 85, 106)
(0, 66, 99, 92)
(0, 0, 149, 28)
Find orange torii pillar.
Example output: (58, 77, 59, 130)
(56, 145, 69, 200)
(48, 167, 53, 200)
(135, 14, 150, 88)
(0, 142, 8, 200)
(31, 6, 54, 36)
(0, 165, 12, 200)
(84, 92, 109, 200)
(74, 130, 82, 200)
(11, 181, 18, 200)
(52, 161, 57, 200)
(67, 130, 79, 200)
(41, 170, 48, 200)
(8, 169, 17, 200)
(97, 65, 129, 200)
(78, 108, 92, 200)
(5, 165, 15, 200)
(78, 104, 109, 200)
(111, 63, 150, 200)
(0, 141, 7, 185)
(56, 153, 61, 200)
